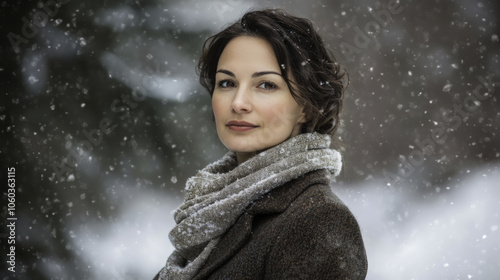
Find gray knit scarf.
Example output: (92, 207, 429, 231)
(157, 132, 342, 280)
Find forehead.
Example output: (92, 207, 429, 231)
(217, 36, 280, 72)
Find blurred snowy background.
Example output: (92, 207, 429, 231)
(1, 0, 499, 279)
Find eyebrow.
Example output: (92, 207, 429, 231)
(216, 69, 282, 78)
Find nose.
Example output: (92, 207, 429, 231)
(231, 87, 252, 113)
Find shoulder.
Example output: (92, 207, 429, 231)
(281, 182, 363, 245)
(265, 182, 368, 279)
(293, 182, 347, 209)
(290, 183, 355, 225)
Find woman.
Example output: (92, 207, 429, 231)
(155, 9, 368, 280)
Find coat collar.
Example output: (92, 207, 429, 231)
(247, 169, 331, 215)
(193, 169, 331, 279)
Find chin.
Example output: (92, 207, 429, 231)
(218, 127, 295, 153)
(222, 137, 283, 154)
(224, 142, 264, 153)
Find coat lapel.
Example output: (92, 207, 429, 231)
(192, 211, 254, 280)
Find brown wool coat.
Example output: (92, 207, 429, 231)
(155, 169, 368, 279)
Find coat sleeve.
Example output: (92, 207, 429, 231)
(264, 189, 368, 280)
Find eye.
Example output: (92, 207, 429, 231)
(257, 81, 278, 91)
(217, 80, 236, 88)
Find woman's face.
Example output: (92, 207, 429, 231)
(212, 36, 306, 163)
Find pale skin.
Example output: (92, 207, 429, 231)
(212, 36, 306, 164)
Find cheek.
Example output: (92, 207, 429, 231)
(211, 96, 224, 120)
(263, 102, 302, 128)
(258, 102, 282, 126)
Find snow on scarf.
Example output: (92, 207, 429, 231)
(157, 132, 342, 279)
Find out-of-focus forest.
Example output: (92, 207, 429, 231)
(1, 0, 499, 279)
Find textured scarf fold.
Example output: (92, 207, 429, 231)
(158, 132, 342, 279)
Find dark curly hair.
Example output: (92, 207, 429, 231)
(198, 8, 347, 138)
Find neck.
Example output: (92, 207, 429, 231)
(236, 151, 257, 165)
(235, 130, 301, 165)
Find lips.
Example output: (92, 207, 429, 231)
(226, 120, 258, 132)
